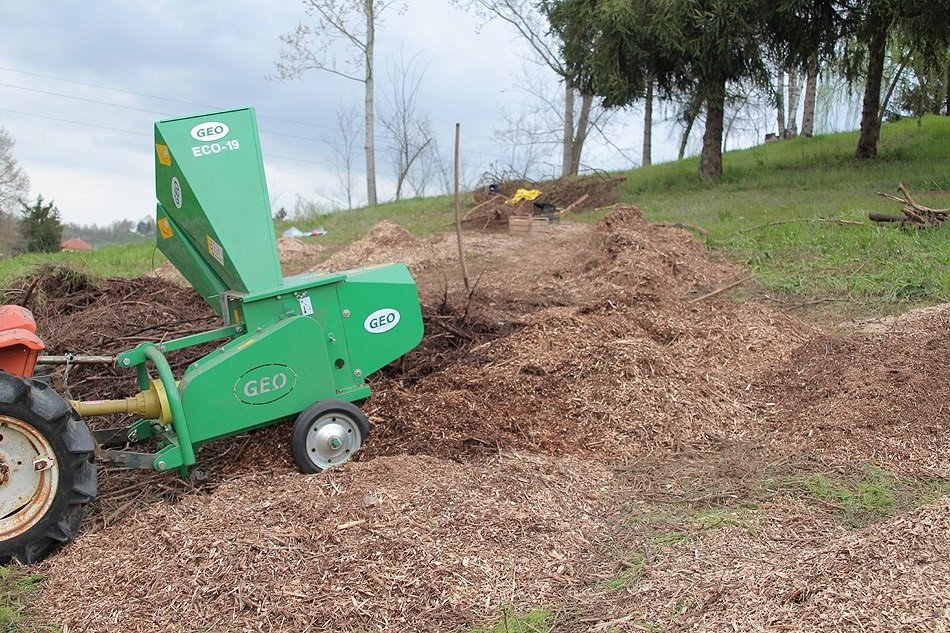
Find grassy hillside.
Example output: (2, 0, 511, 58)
(584, 115, 950, 315)
(1, 116, 947, 314)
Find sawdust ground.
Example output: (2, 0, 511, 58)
(12, 208, 948, 632)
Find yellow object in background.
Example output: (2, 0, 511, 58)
(507, 188, 542, 204)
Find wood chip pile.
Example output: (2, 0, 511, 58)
(42, 453, 616, 632)
(2, 206, 944, 631)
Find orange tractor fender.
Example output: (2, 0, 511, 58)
(0, 305, 44, 378)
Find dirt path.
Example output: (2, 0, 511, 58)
(17, 209, 948, 632)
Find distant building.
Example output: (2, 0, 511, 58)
(60, 238, 93, 252)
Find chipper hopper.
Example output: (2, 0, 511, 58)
(0, 108, 423, 563)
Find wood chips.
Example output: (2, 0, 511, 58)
(3, 206, 945, 631)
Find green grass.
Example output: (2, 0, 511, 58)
(277, 194, 456, 255)
(577, 114, 950, 315)
(604, 552, 646, 592)
(467, 607, 555, 633)
(0, 195, 455, 292)
(0, 567, 52, 632)
(773, 464, 950, 527)
(0, 243, 162, 294)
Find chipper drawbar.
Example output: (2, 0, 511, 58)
(0, 108, 423, 563)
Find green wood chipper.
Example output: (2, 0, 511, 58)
(0, 108, 423, 564)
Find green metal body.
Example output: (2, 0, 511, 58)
(102, 108, 423, 475)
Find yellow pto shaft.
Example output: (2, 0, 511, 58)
(71, 380, 172, 425)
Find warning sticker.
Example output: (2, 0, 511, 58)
(155, 144, 172, 167)
(206, 236, 224, 265)
(157, 218, 173, 239)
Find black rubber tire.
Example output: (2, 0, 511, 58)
(0, 372, 97, 564)
(290, 399, 370, 474)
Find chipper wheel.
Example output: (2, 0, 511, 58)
(0, 372, 97, 564)
(290, 399, 370, 474)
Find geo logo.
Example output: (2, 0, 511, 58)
(190, 121, 230, 142)
(363, 308, 400, 334)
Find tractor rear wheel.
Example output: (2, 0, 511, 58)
(290, 399, 370, 474)
(0, 372, 97, 564)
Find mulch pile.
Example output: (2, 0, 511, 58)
(756, 312, 950, 476)
(2, 206, 946, 631)
(462, 174, 626, 229)
(41, 452, 616, 632)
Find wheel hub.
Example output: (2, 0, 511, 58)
(0, 415, 59, 540)
(305, 413, 362, 469)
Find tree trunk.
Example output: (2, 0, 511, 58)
(787, 66, 800, 136)
(561, 79, 575, 177)
(881, 49, 911, 117)
(856, 16, 888, 159)
(776, 70, 787, 138)
(642, 78, 653, 166)
(364, 0, 378, 205)
(568, 91, 593, 176)
(678, 92, 702, 160)
(700, 80, 725, 180)
(801, 60, 818, 137)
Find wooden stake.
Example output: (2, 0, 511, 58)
(559, 193, 590, 215)
(454, 123, 470, 290)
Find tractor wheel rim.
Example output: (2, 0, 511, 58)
(0, 415, 59, 540)
(305, 412, 362, 470)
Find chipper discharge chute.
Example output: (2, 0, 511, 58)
(0, 108, 423, 563)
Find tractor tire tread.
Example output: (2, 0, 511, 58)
(0, 372, 97, 564)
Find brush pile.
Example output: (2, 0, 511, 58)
(462, 175, 626, 229)
(870, 183, 948, 227)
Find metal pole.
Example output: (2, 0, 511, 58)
(454, 122, 470, 290)
(37, 355, 115, 365)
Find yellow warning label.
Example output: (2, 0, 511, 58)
(155, 144, 172, 167)
(206, 235, 224, 265)
(157, 218, 173, 239)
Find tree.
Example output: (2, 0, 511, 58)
(328, 102, 362, 209)
(20, 195, 62, 253)
(273, 0, 406, 206)
(455, 0, 599, 177)
(550, 0, 844, 177)
(549, 0, 780, 179)
(0, 125, 29, 258)
(378, 51, 435, 200)
(849, 0, 950, 158)
(800, 60, 819, 136)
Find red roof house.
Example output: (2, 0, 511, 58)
(60, 238, 93, 252)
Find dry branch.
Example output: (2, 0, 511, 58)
(739, 218, 864, 233)
(872, 183, 948, 228)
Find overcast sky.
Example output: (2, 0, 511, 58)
(0, 1, 704, 226)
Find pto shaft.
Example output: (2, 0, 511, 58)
(71, 380, 171, 424)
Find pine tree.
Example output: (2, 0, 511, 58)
(20, 195, 62, 253)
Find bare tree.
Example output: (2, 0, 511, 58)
(642, 78, 654, 166)
(775, 69, 787, 138)
(273, 0, 406, 206)
(786, 66, 801, 136)
(327, 102, 361, 209)
(453, 0, 599, 177)
(0, 125, 29, 258)
(800, 60, 819, 137)
(378, 51, 435, 200)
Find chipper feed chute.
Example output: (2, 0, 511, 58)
(0, 107, 424, 564)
